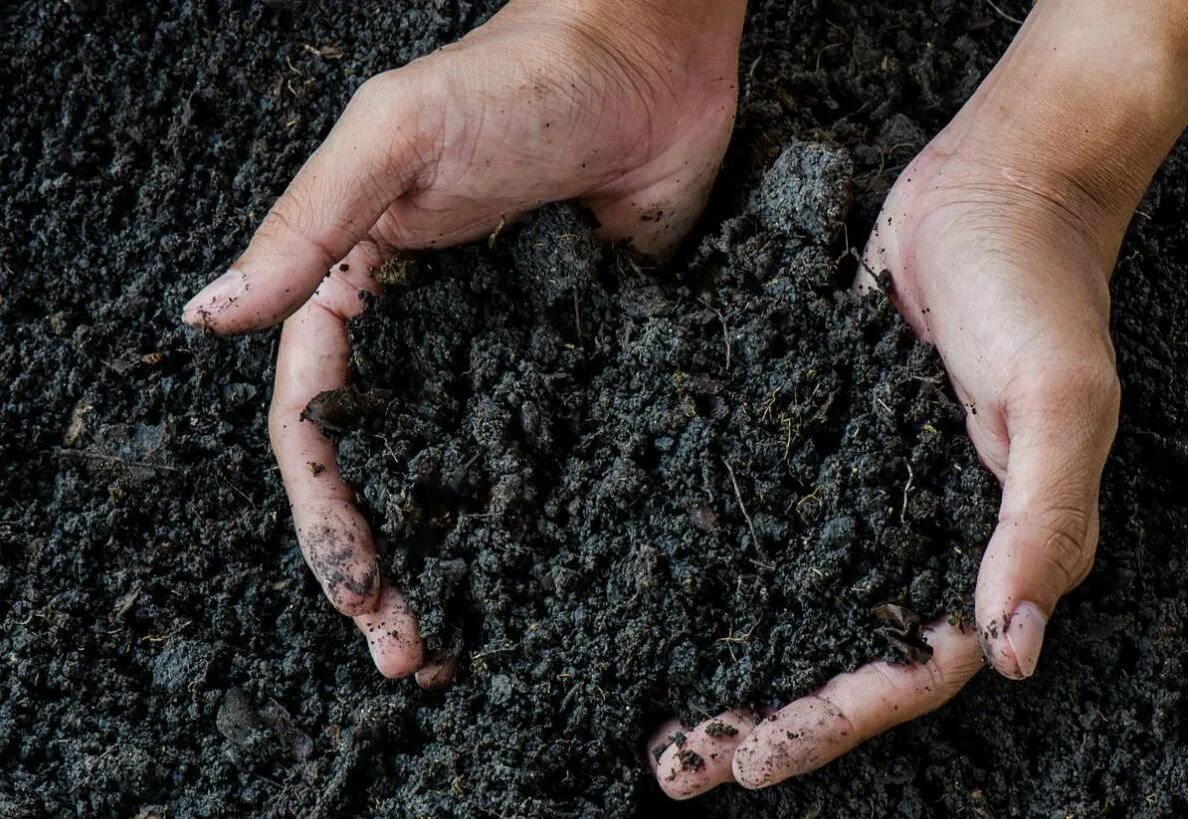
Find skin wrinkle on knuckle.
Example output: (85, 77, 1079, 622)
(999, 508, 1093, 594)
(1082, 363, 1123, 426)
(368, 82, 437, 195)
(266, 395, 292, 437)
(1010, 171, 1114, 252)
(310, 272, 374, 320)
(268, 395, 312, 450)
(1008, 458, 1089, 514)
(864, 663, 914, 708)
(997, 355, 1082, 406)
(1052, 364, 1121, 423)
(918, 656, 958, 701)
(261, 199, 341, 271)
(999, 374, 1119, 485)
(1040, 521, 1095, 591)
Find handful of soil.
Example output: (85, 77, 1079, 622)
(313, 141, 997, 817)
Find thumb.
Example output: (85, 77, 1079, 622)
(975, 365, 1120, 679)
(182, 73, 427, 334)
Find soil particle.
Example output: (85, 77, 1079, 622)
(749, 138, 853, 242)
(675, 749, 705, 774)
(705, 721, 740, 738)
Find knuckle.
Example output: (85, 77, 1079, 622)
(868, 662, 905, 697)
(865, 664, 922, 721)
(260, 189, 316, 244)
(1032, 510, 1095, 591)
(1051, 356, 1120, 415)
(350, 70, 418, 130)
(1052, 358, 1121, 421)
(346, 72, 436, 193)
(352, 72, 398, 108)
(919, 655, 965, 703)
(266, 391, 305, 450)
(916, 658, 948, 699)
(1089, 363, 1122, 421)
(327, 584, 370, 617)
(309, 276, 369, 321)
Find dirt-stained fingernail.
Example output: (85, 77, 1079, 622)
(1005, 601, 1047, 678)
(182, 269, 247, 324)
(415, 655, 458, 690)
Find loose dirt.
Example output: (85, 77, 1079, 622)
(2, 1, 1184, 817)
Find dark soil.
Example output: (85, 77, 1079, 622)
(1, 1, 1185, 818)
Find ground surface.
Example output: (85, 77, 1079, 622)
(1, 1, 1185, 817)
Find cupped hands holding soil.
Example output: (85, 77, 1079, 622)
(181, 0, 1187, 812)
(4, 0, 1187, 817)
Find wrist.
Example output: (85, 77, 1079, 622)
(945, 0, 1187, 232)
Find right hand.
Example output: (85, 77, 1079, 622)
(182, 0, 745, 681)
(652, 0, 1186, 797)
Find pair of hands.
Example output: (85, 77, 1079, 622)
(183, 0, 1187, 799)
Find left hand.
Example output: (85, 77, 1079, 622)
(652, 0, 1187, 798)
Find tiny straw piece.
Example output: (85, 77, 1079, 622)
(724, 459, 758, 549)
(985, 0, 1024, 25)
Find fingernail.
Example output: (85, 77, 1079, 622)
(182, 269, 247, 324)
(1005, 601, 1047, 678)
(415, 656, 457, 690)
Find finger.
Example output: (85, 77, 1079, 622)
(647, 719, 686, 778)
(183, 73, 425, 333)
(732, 621, 981, 789)
(354, 578, 424, 679)
(855, 227, 889, 294)
(268, 253, 383, 616)
(415, 654, 458, 691)
(655, 710, 757, 800)
(975, 366, 1120, 679)
(857, 196, 932, 341)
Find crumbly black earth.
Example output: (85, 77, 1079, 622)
(1, 1, 1185, 818)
